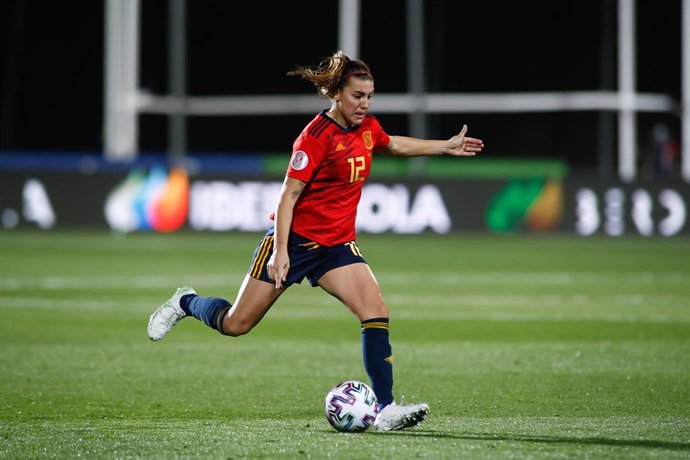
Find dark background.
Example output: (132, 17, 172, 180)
(0, 0, 682, 171)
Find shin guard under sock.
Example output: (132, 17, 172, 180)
(361, 317, 394, 407)
(181, 294, 231, 332)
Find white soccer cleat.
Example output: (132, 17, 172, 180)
(374, 402, 430, 432)
(147, 286, 196, 341)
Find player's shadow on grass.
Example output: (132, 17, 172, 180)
(376, 430, 690, 452)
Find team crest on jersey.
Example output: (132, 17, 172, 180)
(362, 131, 374, 150)
(290, 150, 309, 170)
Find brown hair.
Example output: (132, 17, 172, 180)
(287, 50, 373, 99)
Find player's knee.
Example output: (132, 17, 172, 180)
(220, 316, 254, 337)
(353, 301, 388, 320)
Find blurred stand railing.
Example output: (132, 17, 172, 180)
(103, 0, 690, 183)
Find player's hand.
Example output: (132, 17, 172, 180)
(446, 124, 484, 156)
(267, 248, 289, 289)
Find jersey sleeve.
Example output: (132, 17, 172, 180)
(286, 133, 325, 183)
(371, 117, 390, 151)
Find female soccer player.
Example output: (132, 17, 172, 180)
(148, 51, 484, 431)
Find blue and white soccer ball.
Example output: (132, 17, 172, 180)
(324, 380, 378, 432)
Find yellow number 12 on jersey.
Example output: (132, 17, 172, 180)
(347, 156, 366, 183)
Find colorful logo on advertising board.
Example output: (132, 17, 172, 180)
(104, 167, 189, 233)
(486, 178, 563, 232)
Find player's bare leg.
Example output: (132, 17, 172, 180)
(318, 263, 429, 431)
(317, 262, 388, 321)
(148, 275, 284, 340)
(220, 275, 286, 336)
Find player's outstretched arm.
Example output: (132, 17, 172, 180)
(381, 124, 484, 158)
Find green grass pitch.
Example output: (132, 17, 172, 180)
(1, 231, 689, 458)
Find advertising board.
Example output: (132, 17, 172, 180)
(1, 169, 688, 236)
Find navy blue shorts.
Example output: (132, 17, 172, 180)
(248, 228, 367, 287)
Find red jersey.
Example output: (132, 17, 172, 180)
(284, 111, 390, 246)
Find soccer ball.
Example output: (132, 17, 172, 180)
(324, 380, 378, 433)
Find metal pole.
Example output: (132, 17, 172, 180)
(168, 0, 187, 161)
(406, 0, 426, 139)
(597, 0, 616, 179)
(406, 0, 427, 174)
(104, 0, 120, 158)
(682, 0, 690, 182)
(338, 0, 360, 58)
(123, 0, 139, 156)
(104, 0, 139, 160)
(618, 0, 636, 182)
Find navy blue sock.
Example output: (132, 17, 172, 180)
(180, 294, 231, 333)
(361, 317, 394, 408)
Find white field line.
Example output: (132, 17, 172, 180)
(0, 297, 149, 311)
(384, 293, 684, 308)
(0, 294, 687, 323)
(0, 274, 242, 290)
(377, 272, 690, 286)
(0, 271, 688, 291)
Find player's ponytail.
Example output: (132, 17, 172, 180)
(288, 50, 373, 99)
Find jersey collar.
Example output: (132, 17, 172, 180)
(319, 110, 363, 133)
